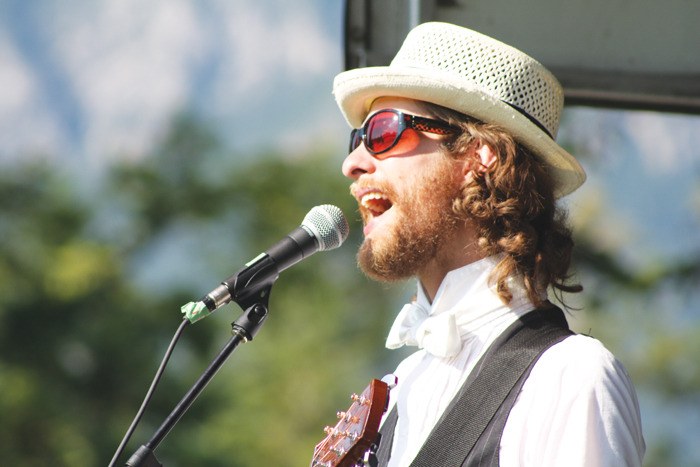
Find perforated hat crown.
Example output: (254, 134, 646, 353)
(333, 22, 586, 197)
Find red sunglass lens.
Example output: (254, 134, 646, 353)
(366, 112, 399, 153)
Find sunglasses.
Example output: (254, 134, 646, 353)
(349, 109, 460, 157)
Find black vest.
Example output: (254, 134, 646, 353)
(374, 305, 572, 467)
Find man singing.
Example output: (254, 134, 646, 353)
(332, 22, 645, 466)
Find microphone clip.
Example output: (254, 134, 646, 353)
(231, 277, 276, 342)
(231, 287, 270, 342)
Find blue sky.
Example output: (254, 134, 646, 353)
(564, 107, 700, 266)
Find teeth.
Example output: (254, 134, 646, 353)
(360, 192, 392, 216)
(360, 192, 388, 209)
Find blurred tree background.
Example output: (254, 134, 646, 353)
(0, 114, 406, 466)
(0, 112, 698, 466)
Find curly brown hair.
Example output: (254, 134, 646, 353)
(418, 101, 582, 307)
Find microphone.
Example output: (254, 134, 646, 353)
(181, 204, 349, 323)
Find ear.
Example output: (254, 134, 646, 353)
(461, 142, 497, 181)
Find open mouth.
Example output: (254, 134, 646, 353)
(360, 191, 393, 218)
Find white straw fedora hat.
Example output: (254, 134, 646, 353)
(333, 22, 586, 197)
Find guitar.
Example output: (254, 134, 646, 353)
(311, 377, 394, 467)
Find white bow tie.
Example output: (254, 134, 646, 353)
(385, 302, 462, 358)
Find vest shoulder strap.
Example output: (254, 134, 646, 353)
(375, 305, 572, 467)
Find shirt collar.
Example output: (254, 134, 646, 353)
(416, 256, 535, 333)
(386, 256, 539, 357)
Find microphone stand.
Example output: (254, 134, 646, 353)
(125, 288, 271, 467)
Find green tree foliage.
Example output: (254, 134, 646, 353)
(0, 115, 405, 466)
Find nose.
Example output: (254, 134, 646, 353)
(342, 144, 376, 180)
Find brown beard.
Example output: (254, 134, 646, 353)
(357, 156, 463, 282)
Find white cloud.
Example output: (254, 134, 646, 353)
(55, 0, 209, 161)
(0, 0, 341, 164)
(621, 111, 700, 175)
(0, 31, 65, 159)
(216, 1, 337, 102)
(562, 106, 700, 186)
(0, 35, 33, 113)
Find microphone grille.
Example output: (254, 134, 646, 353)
(302, 204, 350, 251)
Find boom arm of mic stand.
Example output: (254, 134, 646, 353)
(125, 290, 271, 466)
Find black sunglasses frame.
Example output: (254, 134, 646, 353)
(349, 109, 460, 156)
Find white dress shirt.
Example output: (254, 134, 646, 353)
(384, 256, 645, 466)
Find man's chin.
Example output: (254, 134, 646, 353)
(356, 238, 413, 283)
